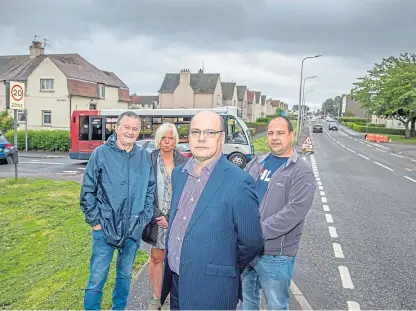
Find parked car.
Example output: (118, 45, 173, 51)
(328, 122, 338, 131)
(135, 139, 192, 158)
(0, 134, 12, 164)
(313, 124, 323, 133)
(176, 142, 192, 158)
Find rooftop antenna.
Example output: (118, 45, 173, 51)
(43, 38, 52, 48)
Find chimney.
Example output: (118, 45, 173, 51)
(29, 41, 45, 59)
(179, 69, 190, 85)
(198, 68, 203, 73)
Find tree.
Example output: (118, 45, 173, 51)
(275, 108, 284, 116)
(321, 98, 337, 117)
(351, 53, 416, 138)
(0, 110, 14, 134)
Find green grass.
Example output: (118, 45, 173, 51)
(388, 135, 416, 144)
(253, 121, 297, 153)
(0, 178, 149, 310)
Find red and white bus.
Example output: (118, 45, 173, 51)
(69, 107, 253, 168)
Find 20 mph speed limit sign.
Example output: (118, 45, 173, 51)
(9, 81, 25, 110)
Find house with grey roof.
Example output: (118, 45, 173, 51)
(221, 82, 238, 107)
(254, 91, 262, 121)
(130, 94, 159, 109)
(158, 69, 222, 109)
(236, 85, 248, 120)
(0, 40, 130, 130)
(261, 95, 267, 117)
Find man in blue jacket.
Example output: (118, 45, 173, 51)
(160, 111, 264, 310)
(80, 111, 156, 310)
(241, 116, 316, 310)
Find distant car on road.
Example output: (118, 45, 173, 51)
(328, 122, 338, 131)
(0, 134, 13, 164)
(313, 124, 323, 133)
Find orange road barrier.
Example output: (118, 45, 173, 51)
(365, 133, 389, 143)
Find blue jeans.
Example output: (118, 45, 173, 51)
(84, 229, 139, 310)
(241, 255, 296, 310)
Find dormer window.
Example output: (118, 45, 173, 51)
(98, 84, 105, 98)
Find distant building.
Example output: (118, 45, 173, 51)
(236, 85, 248, 120)
(0, 40, 130, 129)
(158, 69, 222, 109)
(341, 95, 367, 118)
(130, 95, 158, 109)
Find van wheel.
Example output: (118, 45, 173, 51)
(228, 153, 247, 168)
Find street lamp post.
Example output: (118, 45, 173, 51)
(300, 76, 317, 129)
(296, 55, 322, 145)
(301, 89, 314, 126)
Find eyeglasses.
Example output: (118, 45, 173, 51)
(189, 129, 223, 138)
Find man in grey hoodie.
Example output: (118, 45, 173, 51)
(241, 116, 316, 310)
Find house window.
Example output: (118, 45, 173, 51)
(17, 110, 26, 122)
(42, 110, 51, 125)
(40, 79, 54, 90)
(98, 84, 105, 98)
(89, 103, 97, 110)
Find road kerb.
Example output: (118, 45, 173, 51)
(131, 257, 150, 281)
(290, 281, 313, 310)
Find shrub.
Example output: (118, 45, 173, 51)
(4, 130, 70, 152)
(340, 117, 367, 124)
(349, 124, 405, 135)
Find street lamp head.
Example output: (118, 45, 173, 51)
(314, 54, 322, 58)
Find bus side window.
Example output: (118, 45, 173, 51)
(79, 116, 89, 141)
(227, 118, 247, 145)
(91, 117, 103, 141)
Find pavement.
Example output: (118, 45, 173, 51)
(338, 123, 416, 159)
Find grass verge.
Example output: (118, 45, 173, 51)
(388, 135, 416, 144)
(0, 178, 149, 310)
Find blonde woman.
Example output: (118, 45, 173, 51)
(142, 123, 187, 310)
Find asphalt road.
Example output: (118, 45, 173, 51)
(0, 155, 86, 182)
(291, 122, 416, 310)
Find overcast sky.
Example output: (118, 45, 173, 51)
(1, 0, 415, 110)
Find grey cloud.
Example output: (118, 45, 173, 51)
(1, 0, 416, 58)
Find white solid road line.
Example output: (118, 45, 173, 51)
(328, 226, 338, 238)
(404, 176, 416, 183)
(333, 243, 345, 258)
(323, 204, 330, 212)
(358, 154, 370, 160)
(391, 153, 404, 158)
(338, 266, 354, 289)
(321, 197, 327, 203)
(374, 161, 394, 171)
(348, 301, 361, 311)
(325, 213, 333, 223)
(290, 281, 313, 311)
(320, 191, 325, 196)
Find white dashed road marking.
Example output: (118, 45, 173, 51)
(358, 154, 370, 160)
(404, 176, 416, 183)
(374, 161, 394, 171)
(376, 148, 386, 152)
(323, 205, 330, 212)
(391, 153, 404, 158)
(338, 266, 354, 289)
(333, 243, 345, 258)
(320, 191, 325, 196)
(325, 214, 333, 223)
(321, 197, 327, 203)
(348, 301, 361, 311)
(328, 226, 338, 238)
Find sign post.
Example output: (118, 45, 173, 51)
(8, 81, 25, 179)
(302, 136, 313, 153)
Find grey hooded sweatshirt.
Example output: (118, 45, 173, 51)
(245, 150, 316, 256)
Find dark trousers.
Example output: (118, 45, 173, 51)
(170, 271, 180, 310)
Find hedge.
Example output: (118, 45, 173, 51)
(4, 130, 70, 152)
(345, 122, 405, 135)
(340, 117, 368, 124)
